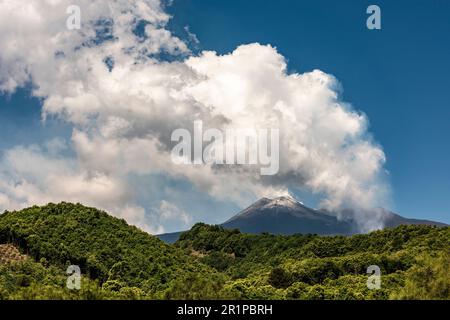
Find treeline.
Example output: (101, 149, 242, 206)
(0, 203, 449, 299)
(0, 203, 228, 299)
(175, 223, 449, 299)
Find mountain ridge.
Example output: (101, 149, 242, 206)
(0, 202, 448, 300)
(157, 196, 447, 243)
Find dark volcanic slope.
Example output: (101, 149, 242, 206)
(157, 231, 183, 244)
(157, 196, 447, 242)
(222, 196, 356, 235)
(382, 211, 448, 228)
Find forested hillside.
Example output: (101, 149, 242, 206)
(0, 203, 228, 299)
(0, 203, 449, 300)
(176, 223, 449, 299)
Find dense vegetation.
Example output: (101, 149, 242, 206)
(177, 223, 449, 299)
(0, 203, 228, 299)
(0, 203, 448, 299)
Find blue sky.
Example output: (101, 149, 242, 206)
(0, 0, 449, 231)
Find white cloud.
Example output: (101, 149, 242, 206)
(156, 200, 192, 226)
(0, 0, 390, 231)
(120, 205, 164, 234)
(0, 142, 159, 233)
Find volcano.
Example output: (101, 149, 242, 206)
(157, 195, 447, 243)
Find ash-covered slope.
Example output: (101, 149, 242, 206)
(222, 195, 447, 236)
(222, 196, 356, 235)
(157, 196, 447, 242)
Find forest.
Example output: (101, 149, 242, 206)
(0, 202, 448, 299)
